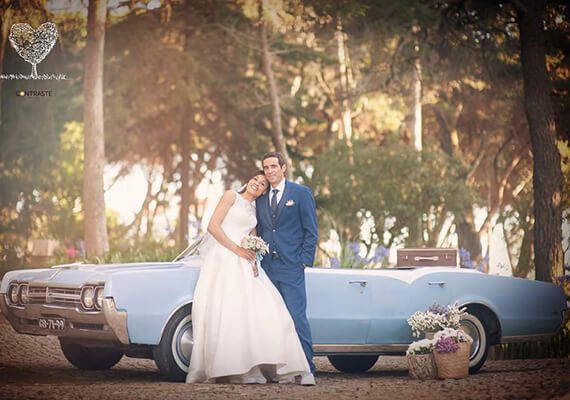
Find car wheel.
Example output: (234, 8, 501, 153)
(152, 305, 193, 382)
(460, 312, 489, 374)
(59, 338, 123, 370)
(327, 355, 379, 373)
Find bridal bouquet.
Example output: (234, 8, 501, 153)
(240, 235, 270, 269)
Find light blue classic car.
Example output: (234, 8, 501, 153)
(1, 248, 567, 381)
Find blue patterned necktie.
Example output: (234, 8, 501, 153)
(270, 189, 279, 212)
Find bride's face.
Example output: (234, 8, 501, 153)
(247, 175, 269, 198)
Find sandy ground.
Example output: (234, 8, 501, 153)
(1, 316, 569, 400)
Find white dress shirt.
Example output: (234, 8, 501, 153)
(269, 179, 286, 208)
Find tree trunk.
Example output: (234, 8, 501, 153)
(409, 57, 423, 245)
(336, 16, 353, 143)
(0, 7, 13, 133)
(411, 57, 422, 153)
(179, 104, 191, 250)
(130, 171, 154, 238)
(83, 0, 109, 256)
(457, 212, 482, 267)
(259, 14, 293, 179)
(514, 226, 534, 278)
(434, 105, 453, 156)
(517, 0, 563, 283)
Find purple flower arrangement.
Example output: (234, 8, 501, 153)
(459, 247, 489, 272)
(428, 302, 454, 323)
(435, 336, 459, 353)
(338, 242, 390, 268)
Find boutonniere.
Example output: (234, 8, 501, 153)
(285, 200, 295, 207)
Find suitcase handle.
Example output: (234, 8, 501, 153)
(414, 256, 439, 261)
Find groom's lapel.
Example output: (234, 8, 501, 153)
(261, 192, 272, 227)
(274, 180, 290, 223)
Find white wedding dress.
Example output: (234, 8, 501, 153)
(186, 191, 310, 383)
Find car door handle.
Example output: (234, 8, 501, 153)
(428, 282, 446, 287)
(349, 280, 367, 287)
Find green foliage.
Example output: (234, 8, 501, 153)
(0, 119, 84, 268)
(43, 121, 84, 242)
(0, 239, 181, 279)
(313, 137, 477, 248)
(2, 0, 564, 279)
(82, 240, 181, 265)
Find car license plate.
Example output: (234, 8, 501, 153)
(38, 318, 65, 330)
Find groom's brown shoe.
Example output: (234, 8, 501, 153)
(300, 373, 316, 386)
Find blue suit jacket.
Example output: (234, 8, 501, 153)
(255, 180, 318, 272)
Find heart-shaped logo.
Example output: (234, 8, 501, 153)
(9, 22, 58, 77)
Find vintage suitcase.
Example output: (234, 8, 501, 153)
(397, 248, 457, 267)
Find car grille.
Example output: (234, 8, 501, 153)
(28, 286, 81, 307)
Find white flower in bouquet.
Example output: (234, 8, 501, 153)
(434, 327, 473, 344)
(441, 302, 467, 329)
(407, 301, 468, 338)
(240, 235, 270, 255)
(407, 311, 444, 338)
(240, 235, 270, 272)
(406, 338, 435, 355)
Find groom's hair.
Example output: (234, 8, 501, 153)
(262, 152, 287, 169)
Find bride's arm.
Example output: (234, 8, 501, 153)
(208, 191, 255, 262)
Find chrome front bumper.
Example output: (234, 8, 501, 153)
(0, 295, 129, 344)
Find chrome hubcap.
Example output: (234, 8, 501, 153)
(460, 319, 480, 360)
(171, 315, 193, 372)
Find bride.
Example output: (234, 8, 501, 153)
(186, 171, 310, 384)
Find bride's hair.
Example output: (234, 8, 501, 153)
(238, 170, 266, 194)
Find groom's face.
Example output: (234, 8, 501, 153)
(262, 157, 286, 187)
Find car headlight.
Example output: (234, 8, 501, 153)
(18, 284, 29, 304)
(94, 287, 104, 310)
(8, 284, 19, 305)
(81, 286, 95, 310)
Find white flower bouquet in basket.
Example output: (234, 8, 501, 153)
(240, 235, 270, 271)
(406, 339, 435, 356)
(407, 302, 467, 338)
(406, 339, 437, 380)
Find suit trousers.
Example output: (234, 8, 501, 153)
(263, 259, 315, 374)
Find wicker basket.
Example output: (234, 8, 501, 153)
(407, 353, 438, 379)
(433, 342, 470, 379)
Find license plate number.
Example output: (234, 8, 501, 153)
(38, 318, 65, 330)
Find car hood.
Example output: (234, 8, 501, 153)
(0, 257, 201, 293)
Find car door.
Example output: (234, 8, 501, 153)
(365, 270, 452, 344)
(306, 268, 372, 344)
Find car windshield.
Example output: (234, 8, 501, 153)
(172, 235, 205, 262)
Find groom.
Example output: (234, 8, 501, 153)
(256, 152, 318, 386)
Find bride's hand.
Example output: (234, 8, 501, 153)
(235, 247, 256, 263)
(252, 264, 259, 277)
